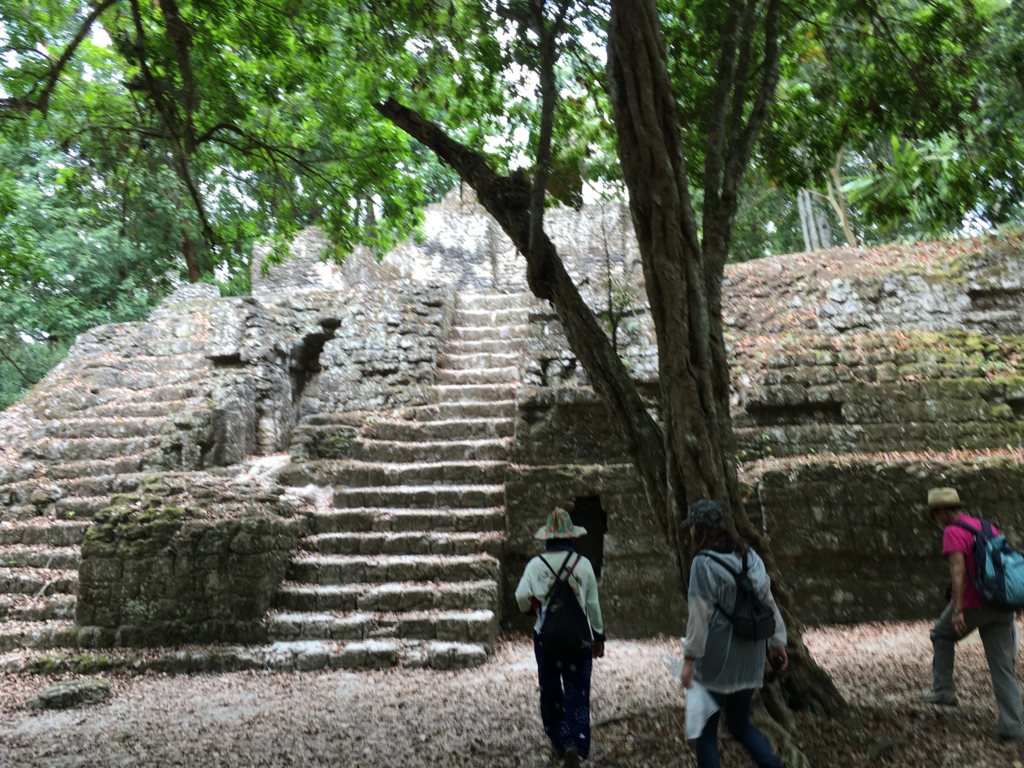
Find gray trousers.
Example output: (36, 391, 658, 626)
(930, 604, 1024, 739)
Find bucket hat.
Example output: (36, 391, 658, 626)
(928, 487, 962, 509)
(535, 507, 587, 540)
(681, 499, 725, 528)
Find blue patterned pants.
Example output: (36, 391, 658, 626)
(533, 632, 593, 759)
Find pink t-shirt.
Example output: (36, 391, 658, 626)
(942, 514, 999, 610)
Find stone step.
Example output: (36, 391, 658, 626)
(99, 355, 211, 374)
(293, 460, 507, 488)
(302, 531, 503, 557)
(0, 593, 76, 622)
(0, 521, 90, 547)
(44, 452, 162, 481)
(274, 580, 498, 613)
(287, 553, 500, 584)
(24, 436, 163, 463)
(438, 352, 521, 370)
(249, 638, 487, 671)
(414, 401, 516, 421)
(308, 507, 504, 534)
(452, 308, 529, 326)
(267, 609, 498, 644)
(450, 325, 528, 342)
(353, 438, 511, 463)
(42, 417, 167, 440)
(458, 293, 533, 310)
(0, 546, 80, 570)
(0, 620, 78, 653)
(445, 339, 525, 355)
(102, 368, 208, 391)
(54, 472, 146, 499)
(333, 484, 505, 510)
(94, 383, 203, 404)
(83, 400, 193, 419)
(54, 496, 112, 520)
(435, 367, 519, 385)
(0, 567, 78, 596)
(362, 418, 514, 442)
(433, 384, 518, 403)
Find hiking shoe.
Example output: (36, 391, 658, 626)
(920, 690, 959, 706)
(563, 745, 581, 768)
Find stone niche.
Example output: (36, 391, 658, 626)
(752, 455, 1024, 624)
(504, 385, 688, 637)
(75, 475, 302, 647)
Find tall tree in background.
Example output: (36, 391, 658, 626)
(0, 0, 457, 404)
(0, 0, 454, 281)
(372, 2, 839, 759)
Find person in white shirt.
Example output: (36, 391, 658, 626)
(515, 507, 605, 768)
(679, 499, 788, 768)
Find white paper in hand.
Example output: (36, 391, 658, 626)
(684, 681, 720, 740)
(661, 654, 683, 679)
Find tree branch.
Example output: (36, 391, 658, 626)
(527, 0, 571, 275)
(0, 345, 36, 387)
(156, 0, 199, 150)
(0, 0, 121, 116)
(127, 0, 215, 250)
(702, 0, 746, 222)
(374, 97, 669, 522)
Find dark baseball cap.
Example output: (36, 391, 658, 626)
(682, 499, 724, 528)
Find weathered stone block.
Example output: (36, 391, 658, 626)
(76, 502, 299, 646)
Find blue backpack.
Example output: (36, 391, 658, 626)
(953, 520, 1024, 610)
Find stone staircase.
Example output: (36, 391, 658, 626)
(271, 293, 530, 668)
(0, 352, 214, 652)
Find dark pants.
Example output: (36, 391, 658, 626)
(695, 688, 783, 768)
(533, 632, 593, 758)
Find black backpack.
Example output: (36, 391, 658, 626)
(538, 553, 593, 660)
(699, 550, 776, 642)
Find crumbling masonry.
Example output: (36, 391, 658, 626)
(3, 189, 1024, 669)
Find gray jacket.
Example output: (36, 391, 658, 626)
(682, 548, 787, 694)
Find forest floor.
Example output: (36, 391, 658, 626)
(1, 620, 1023, 767)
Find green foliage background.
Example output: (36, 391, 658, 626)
(1, 0, 1022, 407)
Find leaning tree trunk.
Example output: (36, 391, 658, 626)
(605, 0, 847, 733)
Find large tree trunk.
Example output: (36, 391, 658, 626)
(182, 233, 201, 283)
(606, 0, 847, 726)
(377, 99, 847, 738)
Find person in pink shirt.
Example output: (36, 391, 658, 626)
(922, 487, 1024, 744)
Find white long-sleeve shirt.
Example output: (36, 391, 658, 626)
(682, 548, 786, 694)
(514, 549, 605, 639)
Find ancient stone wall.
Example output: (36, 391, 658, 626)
(75, 473, 304, 646)
(749, 453, 1024, 622)
(504, 386, 686, 635)
(5, 187, 1024, 656)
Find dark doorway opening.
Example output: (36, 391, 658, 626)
(290, 320, 339, 406)
(571, 496, 608, 579)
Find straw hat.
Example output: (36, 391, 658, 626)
(534, 507, 588, 540)
(928, 487, 962, 509)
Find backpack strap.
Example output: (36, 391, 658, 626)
(537, 553, 579, 606)
(698, 551, 742, 581)
(952, 520, 980, 536)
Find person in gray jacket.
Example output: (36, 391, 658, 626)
(679, 499, 788, 768)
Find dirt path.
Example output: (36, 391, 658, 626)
(1, 621, 1023, 767)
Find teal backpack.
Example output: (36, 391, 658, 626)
(954, 520, 1024, 610)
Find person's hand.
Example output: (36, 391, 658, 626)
(680, 658, 695, 690)
(769, 648, 789, 673)
(592, 641, 605, 659)
(952, 610, 967, 638)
